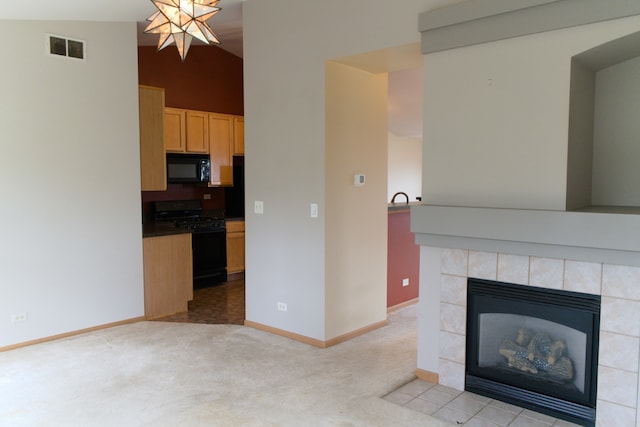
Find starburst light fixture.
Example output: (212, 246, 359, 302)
(144, 0, 221, 62)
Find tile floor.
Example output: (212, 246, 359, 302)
(383, 378, 582, 426)
(155, 275, 245, 325)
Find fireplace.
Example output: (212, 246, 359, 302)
(465, 278, 601, 426)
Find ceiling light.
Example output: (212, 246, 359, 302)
(144, 0, 221, 62)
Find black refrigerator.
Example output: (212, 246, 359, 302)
(224, 155, 245, 218)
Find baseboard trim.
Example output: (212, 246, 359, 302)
(0, 316, 146, 352)
(415, 368, 439, 384)
(387, 298, 419, 313)
(244, 318, 389, 348)
(324, 319, 388, 347)
(244, 320, 326, 347)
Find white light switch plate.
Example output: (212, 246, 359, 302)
(310, 203, 318, 218)
(254, 200, 264, 214)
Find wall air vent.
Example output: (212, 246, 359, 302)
(47, 34, 85, 60)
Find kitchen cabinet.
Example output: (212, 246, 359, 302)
(185, 110, 209, 153)
(209, 113, 234, 186)
(164, 108, 209, 154)
(226, 220, 245, 274)
(164, 107, 186, 152)
(143, 233, 193, 319)
(163, 106, 242, 186)
(233, 115, 244, 155)
(138, 85, 167, 191)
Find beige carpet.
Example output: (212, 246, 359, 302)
(0, 305, 450, 426)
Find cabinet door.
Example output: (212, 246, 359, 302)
(143, 233, 193, 319)
(139, 86, 167, 191)
(233, 115, 245, 155)
(164, 107, 186, 152)
(208, 113, 233, 186)
(185, 110, 209, 153)
(226, 221, 245, 273)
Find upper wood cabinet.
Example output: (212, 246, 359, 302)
(164, 107, 186, 152)
(162, 106, 243, 186)
(185, 110, 209, 153)
(139, 86, 167, 191)
(164, 108, 209, 154)
(209, 113, 234, 186)
(233, 115, 244, 155)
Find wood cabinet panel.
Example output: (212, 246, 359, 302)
(233, 115, 244, 155)
(209, 113, 234, 186)
(186, 110, 209, 153)
(139, 86, 167, 191)
(164, 107, 186, 152)
(143, 233, 193, 319)
(226, 220, 245, 273)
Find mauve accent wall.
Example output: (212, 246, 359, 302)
(138, 45, 243, 209)
(138, 45, 243, 115)
(387, 210, 419, 308)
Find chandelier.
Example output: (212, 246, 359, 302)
(144, 0, 221, 62)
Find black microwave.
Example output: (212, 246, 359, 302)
(166, 153, 210, 183)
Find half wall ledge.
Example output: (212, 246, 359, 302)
(410, 204, 640, 267)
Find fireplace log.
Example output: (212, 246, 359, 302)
(498, 329, 574, 382)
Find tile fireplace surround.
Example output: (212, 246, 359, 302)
(412, 205, 640, 427)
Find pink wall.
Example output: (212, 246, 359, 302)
(138, 45, 243, 211)
(387, 210, 420, 307)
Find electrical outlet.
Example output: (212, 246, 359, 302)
(277, 302, 287, 312)
(254, 200, 264, 214)
(10, 312, 28, 323)
(203, 194, 211, 200)
(402, 278, 409, 287)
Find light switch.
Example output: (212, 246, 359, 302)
(310, 203, 318, 218)
(354, 174, 365, 187)
(254, 200, 264, 214)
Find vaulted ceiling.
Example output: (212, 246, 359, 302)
(1, 0, 423, 138)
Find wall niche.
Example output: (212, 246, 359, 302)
(567, 30, 640, 212)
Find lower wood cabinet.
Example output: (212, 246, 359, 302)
(226, 220, 245, 274)
(143, 233, 193, 319)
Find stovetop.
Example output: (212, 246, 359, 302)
(175, 216, 225, 231)
(151, 200, 225, 232)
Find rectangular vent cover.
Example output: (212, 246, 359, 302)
(47, 34, 85, 60)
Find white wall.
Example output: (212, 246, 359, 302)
(422, 16, 640, 211)
(325, 62, 388, 339)
(243, 0, 461, 340)
(0, 21, 143, 347)
(592, 55, 640, 206)
(388, 133, 423, 203)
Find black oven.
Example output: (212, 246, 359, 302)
(152, 200, 227, 289)
(191, 227, 227, 288)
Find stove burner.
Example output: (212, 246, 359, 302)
(175, 217, 225, 231)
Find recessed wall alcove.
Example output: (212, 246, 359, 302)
(567, 30, 640, 212)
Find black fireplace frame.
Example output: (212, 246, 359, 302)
(465, 278, 600, 427)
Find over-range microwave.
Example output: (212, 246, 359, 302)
(166, 153, 210, 184)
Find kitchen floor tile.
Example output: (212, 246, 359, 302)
(155, 276, 245, 325)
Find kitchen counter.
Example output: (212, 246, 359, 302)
(388, 201, 422, 213)
(142, 221, 191, 238)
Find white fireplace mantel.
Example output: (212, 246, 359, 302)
(411, 204, 640, 267)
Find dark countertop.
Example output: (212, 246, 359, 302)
(142, 216, 245, 237)
(143, 221, 192, 238)
(388, 201, 422, 213)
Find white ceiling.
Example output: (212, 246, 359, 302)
(0, 0, 422, 138)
